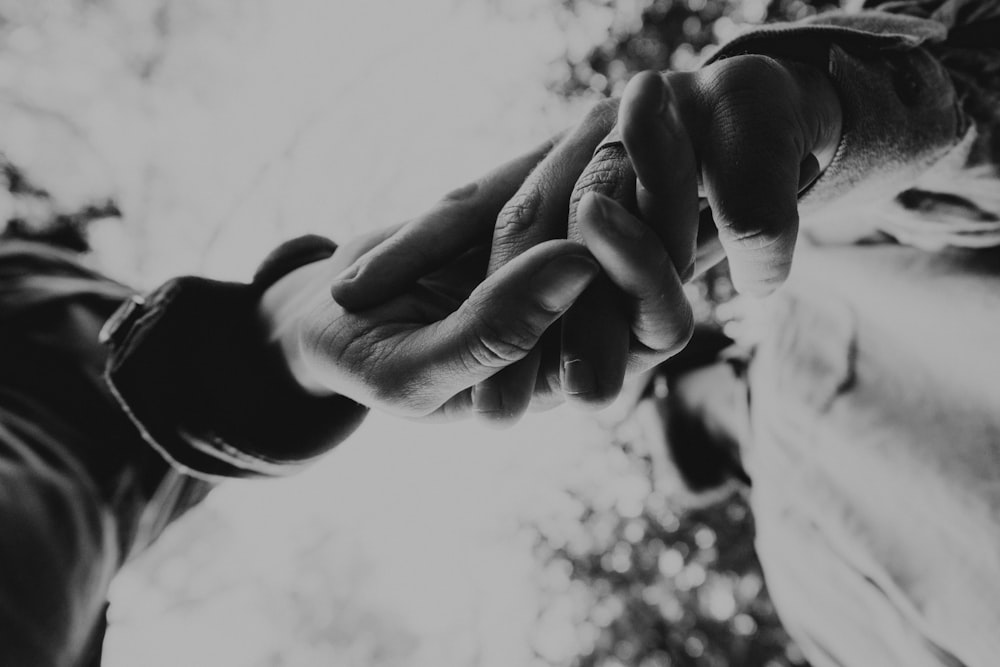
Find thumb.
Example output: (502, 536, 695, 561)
(695, 56, 841, 296)
(404, 241, 598, 407)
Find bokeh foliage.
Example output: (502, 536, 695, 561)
(548, 0, 839, 98)
(529, 434, 807, 667)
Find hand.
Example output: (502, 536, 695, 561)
(329, 54, 842, 421)
(486, 54, 842, 412)
(259, 148, 599, 420)
(329, 104, 638, 421)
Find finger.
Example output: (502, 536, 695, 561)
(558, 130, 636, 408)
(695, 56, 841, 296)
(473, 324, 564, 424)
(475, 100, 620, 418)
(423, 388, 474, 423)
(402, 240, 598, 417)
(330, 136, 559, 310)
(561, 74, 702, 405)
(692, 207, 726, 278)
(424, 339, 566, 423)
(471, 348, 542, 426)
(488, 101, 619, 273)
(557, 272, 630, 408)
(577, 192, 693, 365)
(700, 108, 800, 296)
(619, 71, 699, 279)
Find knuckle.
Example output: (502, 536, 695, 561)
(705, 54, 788, 97)
(463, 317, 537, 370)
(570, 150, 634, 221)
(574, 147, 632, 196)
(722, 223, 788, 253)
(583, 98, 620, 127)
(496, 188, 543, 233)
(701, 55, 794, 128)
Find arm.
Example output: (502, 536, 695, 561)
(101, 236, 371, 481)
(101, 142, 608, 479)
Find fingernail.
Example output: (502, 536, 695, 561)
(591, 192, 644, 240)
(473, 382, 503, 414)
(332, 263, 361, 285)
(563, 358, 595, 396)
(534, 255, 598, 311)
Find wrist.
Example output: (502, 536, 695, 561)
(258, 259, 338, 397)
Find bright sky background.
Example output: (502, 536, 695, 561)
(0, 1, 651, 665)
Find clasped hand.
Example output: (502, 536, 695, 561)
(264, 54, 842, 424)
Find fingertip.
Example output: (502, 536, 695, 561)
(329, 282, 357, 310)
(559, 278, 630, 412)
(563, 386, 620, 411)
(578, 191, 647, 244)
(329, 251, 391, 311)
(717, 214, 797, 299)
(620, 72, 679, 150)
(471, 405, 522, 429)
(329, 274, 366, 311)
(621, 71, 669, 119)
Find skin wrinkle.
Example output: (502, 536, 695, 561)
(494, 188, 543, 233)
(681, 61, 811, 292)
(464, 322, 529, 369)
(476, 101, 622, 417)
(567, 174, 635, 238)
(468, 304, 540, 366)
(568, 58, 834, 401)
(493, 102, 618, 240)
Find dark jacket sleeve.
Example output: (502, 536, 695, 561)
(101, 235, 369, 481)
(708, 0, 1000, 249)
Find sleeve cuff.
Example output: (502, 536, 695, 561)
(102, 235, 369, 481)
